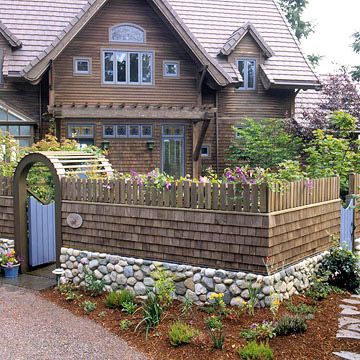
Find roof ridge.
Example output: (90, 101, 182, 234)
(0, 20, 22, 48)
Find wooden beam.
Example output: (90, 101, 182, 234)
(193, 118, 211, 162)
(198, 65, 208, 93)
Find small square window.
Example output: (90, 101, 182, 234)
(201, 145, 210, 157)
(103, 125, 115, 138)
(129, 125, 140, 137)
(164, 61, 180, 78)
(19, 126, 31, 136)
(117, 125, 127, 138)
(68, 124, 94, 138)
(74, 58, 91, 75)
(141, 125, 152, 138)
(9, 126, 19, 136)
(18, 139, 31, 148)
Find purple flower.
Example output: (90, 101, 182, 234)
(165, 181, 172, 190)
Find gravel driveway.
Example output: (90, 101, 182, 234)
(0, 284, 148, 360)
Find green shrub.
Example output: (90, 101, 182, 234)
(317, 246, 360, 292)
(105, 289, 134, 308)
(82, 301, 97, 314)
(168, 322, 198, 347)
(151, 266, 175, 308)
(180, 296, 193, 316)
(238, 341, 273, 360)
(286, 301, 317, 315)
(84, 270, 105, 297)
(274, 315, 307, 336)
(119, 319, 133, 331)
(305, 276, 343, 301)
(240, 321, 277, 343)
(205, 316, 225, 349)
(121, 301, 138, 315)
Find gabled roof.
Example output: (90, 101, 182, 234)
(219, 22, 274, 58)
(0, 21, 22, 49)
(0, 99, 37, 123)
(0, 0, 320, 89)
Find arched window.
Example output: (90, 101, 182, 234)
(109, 23, 145, 44)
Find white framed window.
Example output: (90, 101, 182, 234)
(236, 58, 256, 90)
(163, 60, 180, 78)
(109, 23, 145, 44)
(103, 125, 153, 139)
(201, 145, 210, 157)
(0, 125, 33, 147)
(102, 50, 153, 85)
(73, 58, 91, 75)
(68, 124, 94, 138)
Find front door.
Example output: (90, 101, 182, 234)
(162, 125, 185, 178)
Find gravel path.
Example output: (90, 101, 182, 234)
(0, 284, 148, 360)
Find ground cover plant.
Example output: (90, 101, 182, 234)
(42, 277, 360, 360)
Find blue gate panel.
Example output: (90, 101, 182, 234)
(340, 199, 354, 251)
(28, 196, 56, 267)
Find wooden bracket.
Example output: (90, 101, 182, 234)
(193, 118, 211, 162)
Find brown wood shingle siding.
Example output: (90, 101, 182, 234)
(53, 0, 200, 106)
(0, 196, 14, 239)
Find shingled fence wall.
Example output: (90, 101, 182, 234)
(0, 176, 14, 239)
(61, 176, 341, 275)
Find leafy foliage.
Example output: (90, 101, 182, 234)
(238, 341, 274, 360)
(274, 315, 307, 336)
(121, 301, 138, 315)
(304, 276, 343, 301)
(278, 0, 313, 40)
(240, 321, 277, 343)
(119, 319, 133, 331)
(228, 119, 303, 169)
(105, 289, 135, 309)
(317, 246, 360, 292)
(151, 266, 175, 308)
(168, 322, 198, 347)
(205, 316, 225, 349)
(84, 269, 105, 297)
(82, 300, 97, 314)
(307, 54, 323, 68)
(351, 32, 360, 82)
(285, 301, 317, 316)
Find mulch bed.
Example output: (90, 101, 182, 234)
(41, 289, 360, 360)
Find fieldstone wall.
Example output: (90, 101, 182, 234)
(60, 247, 326, 307)
(0, 238, 14, 255)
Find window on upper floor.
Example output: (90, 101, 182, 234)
(236, 58, 256, 90)
(109, 24, 145, 44)
(103, 50, 153, 85)
(163, 61, 180, 78)
(73, 58, 92, 75)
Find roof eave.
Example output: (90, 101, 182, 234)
(0, 21, 22, 49)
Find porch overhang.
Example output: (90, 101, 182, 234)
(50, 103, 217, 120)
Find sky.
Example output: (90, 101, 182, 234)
(301, 0, 360, 73)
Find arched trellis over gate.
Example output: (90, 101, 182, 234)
(13, 151, 114, 273)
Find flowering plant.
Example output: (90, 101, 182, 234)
(1, 249, 23, 268)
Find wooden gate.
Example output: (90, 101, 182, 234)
(340, 198, 354, 250)
(28, 196, 56, 267)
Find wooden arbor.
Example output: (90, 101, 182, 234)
(13, 151, 114, 272)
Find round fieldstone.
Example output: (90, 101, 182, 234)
(124, 266, 134, 277)
(215, 270, 227, 279)
(237, 272, 246, 279)
(185, 289, 199, 302)
(65, 261, 74, 270)
(204, 268, 216, 277)
(224, 279, 234, 285)
(246, 273, 257, 281)
(174, 273, 186, 282)
(89, 259, 99, 270)
(135, 259, 144, 266)
(116, 274, 127, 285)
(103, 275, 112, 285)
(175, 282, 186, 296)
(110, 271, 117, 282)
(195, 283, 207, 295)
(134, 282, 147, 295)
(231, 297, 245, 307)
(72, 269, 79, 277)
(184, 278, 195, 291)
(127, 258, 135, 265)
(60, 255, 67, 263)
(78, 263, 83, 273)
(241, 289, 250, 300)
(107, 263, 115, 272)
(141, 265, 151, 275)
(215, 284, 226, 293)
(262, 286, 274, 296)
(73, 276, 81, 286)
(119, 260, 127, 267)
(213, 277, 222, 284)
(201, 277, 214, 290)
(115, 264, 123, 273)
(64, 269, 73, 279)
(94, 270, 103, 280)
(134, 270, 144, 281)
(127, 277, 137, 286)
(229, 284, 241, 296)
(69, 256, 76, 262)
(66, 248, 73, 256)
(236, 280, 248, 289)
(98, 265, 108, 275)
(193, 273, 201, 282)
(133, 265, 140, 271)
(144, 277, 155, 287)
(80, 258, 89, 265)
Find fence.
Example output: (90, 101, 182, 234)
(61, 176, 340, 213)
(0, 175, 12, 196)
(349, 173, 360, 195)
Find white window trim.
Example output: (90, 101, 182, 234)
(103, 125, 153, 139)
(128, 125, 141, 138)
(141, 125, 153, 138)
(163, 60, 180, 78)
(102, 50, 154, 86)
(109, 23, 146, 44)
(73, 57, 92, 75)
(236, 58, 256, 90)
(201, 144, 210, 157)
(68, 124, 95, 139)
(103, 125, 116, 138)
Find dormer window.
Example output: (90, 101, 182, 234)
(109, 23, 145, 44)
(236, 58, 256, 90)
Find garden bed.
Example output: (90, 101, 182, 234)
(41, 288, 360, 360)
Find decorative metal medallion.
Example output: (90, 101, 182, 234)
(67, 213, 83, 229)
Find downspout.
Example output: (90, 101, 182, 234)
(38, 82, 42, 141)
(215, 91, 219, 174)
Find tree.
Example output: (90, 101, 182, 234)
(278, 0, 313, 40)
(227, 118, 303, 169)
(307, 54, 323, 68)
(289, 67, 360, 139)
(351, 31, 360, 82)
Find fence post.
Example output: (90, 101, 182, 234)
(349, 173, 355, 195)
(260, 183, 269, 213)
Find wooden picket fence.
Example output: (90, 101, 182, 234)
(61, 176, 340, 214)
(349, 173, 360, 195)
(0, 176, 12, 196)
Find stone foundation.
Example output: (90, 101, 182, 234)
(60, 247, 326, 307)
(0, 238, 14, 255)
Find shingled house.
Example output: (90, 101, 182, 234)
(0, 0, 319, 177)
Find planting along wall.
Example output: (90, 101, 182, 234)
(0, 196, 14, 239)
(60, 247, 327, 307)
(62, 199, 340, 275)
(0, 238, 14, 254)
